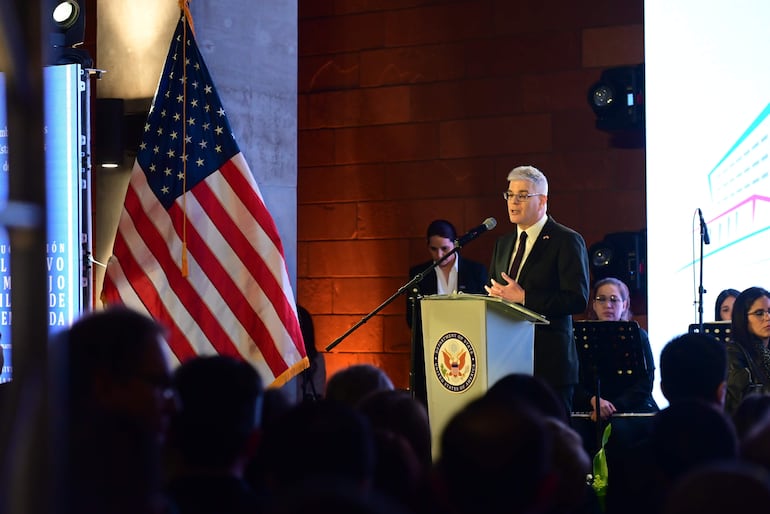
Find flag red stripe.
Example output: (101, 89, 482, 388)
(122, 181, 245, 361)
(219, 159, 304, 347)
(168, 178, 291, 375)
(196, 163, 302, 345)
(221, 158, 286, 252)
(108, 226, 199, 363)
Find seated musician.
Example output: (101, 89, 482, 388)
(573, 277, 659, 421)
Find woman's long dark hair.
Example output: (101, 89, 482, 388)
(731, 287, 770, 354)
(715, 288, 741, 321)
(426, 219, 457, 242)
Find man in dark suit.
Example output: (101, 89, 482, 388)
(485, 166, 589, 413)
(408, 219, 488, 404)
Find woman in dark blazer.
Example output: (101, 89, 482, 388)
(407, 219, 488, 404)
(726, 286, 770, 415)
(407, 219, 488, 328)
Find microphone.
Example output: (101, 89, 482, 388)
(697, 208, 711, 245)
(455, 217, 497, 247)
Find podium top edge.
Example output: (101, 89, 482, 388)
(421, 293, 549, 324)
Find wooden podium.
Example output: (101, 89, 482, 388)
(419, 293, 547, 459)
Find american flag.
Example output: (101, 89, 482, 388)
(101, 14, 307, 386)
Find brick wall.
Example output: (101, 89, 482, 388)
(298, 0, 646, 389)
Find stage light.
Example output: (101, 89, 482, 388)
(588, 231, 647, 293)
(51, 1, 85, 48)
(588, 64, 645, 132)
(53, 1, 79, 28)
(50, 0, 92, 66)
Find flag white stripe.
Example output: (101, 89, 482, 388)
(199, 166, 302, 359)
(127, 169, 280, 376)
(183, 190, 297, 366)
(219, 154, 298, 312)
(104, 257, 182, 369)
(116, 175, 220, 358)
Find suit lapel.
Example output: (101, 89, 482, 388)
(457, 256, 475, 293)
(423, 266, 438, 295)
(498, 232, 517, 275)
(518, 218, 553, 281)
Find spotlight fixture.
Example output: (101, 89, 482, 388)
(588, 230, 646, 293)
(50, 0, 92, 66)
(587, 64, 645, 132)
(51, 0, 85, 48)
(53, 1, 80, 29)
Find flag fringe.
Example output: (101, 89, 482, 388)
(268, 356, 310, 389)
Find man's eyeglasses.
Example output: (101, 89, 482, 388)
(503, 192, 545, 202)
(749, 309, 770, 319)
(595, 295, 623, 305)
(135, 372, 176, 400)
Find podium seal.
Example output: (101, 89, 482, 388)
(433, 331, 477, 393)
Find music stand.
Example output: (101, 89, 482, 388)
(573, 320, 651, 448)
(688, 321, 732, 343)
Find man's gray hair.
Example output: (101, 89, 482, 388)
(507, 165, 549, 195)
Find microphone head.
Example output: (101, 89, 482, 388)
(483, 217, 497, 230)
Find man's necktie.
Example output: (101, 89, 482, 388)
(508, 231, 528, 280)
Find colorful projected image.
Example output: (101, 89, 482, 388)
(645, 0, 770, 406)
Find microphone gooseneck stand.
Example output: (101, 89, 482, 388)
(324, 218, 496, 399)
(324, 217, 497, 399)
(324, 245, 463, 399)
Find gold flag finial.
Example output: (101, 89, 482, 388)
(178, 0, 196, 36)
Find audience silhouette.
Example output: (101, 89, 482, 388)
(357, 388, 432, 470)
(432, 395, 555, 514)
(606, 332, 733, 514)
(165, 355, 265, 514)
(251, 399, 376, 503)
(662, 461, 770, 514)
(732, 392, 770, 441)
(325, 364, 394, 408)
(37, 304, 770, 514)
(660, 332, 727, 406)
(63, 306, 175, 514)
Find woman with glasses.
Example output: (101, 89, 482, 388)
(725, 286, 770, 415)
(574, 277, 659, 423)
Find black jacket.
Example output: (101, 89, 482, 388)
(406, 255, 488, 327)
(726, 340, 770, 415)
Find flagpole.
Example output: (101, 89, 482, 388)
(179, 0, 196, 36)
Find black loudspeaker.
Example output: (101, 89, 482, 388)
(587, 64, 645, 132)
(588, 230, 646, 293)
(94, 98, 124, 168)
